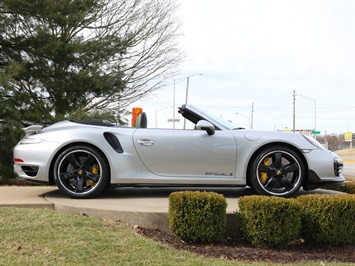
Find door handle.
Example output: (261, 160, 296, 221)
(137, 139, 155, 146)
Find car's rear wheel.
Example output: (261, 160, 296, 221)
(250, 146, 305, 197)
(53, 145, 109, 199)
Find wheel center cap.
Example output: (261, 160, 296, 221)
(78, 169, 83, 175)
(276, 170, 282, 176)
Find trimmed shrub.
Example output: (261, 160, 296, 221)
(326, 181, 355, 194)
(297, 194, 355, 245)
(237, 196, 302, 247)
(168, 191, 227, 243)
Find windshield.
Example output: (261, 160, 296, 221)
(201, 108, 236, 130)
(184, 104, 238, 130)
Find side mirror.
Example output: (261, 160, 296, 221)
(196, 120, 215, 135)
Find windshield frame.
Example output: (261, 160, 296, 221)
(179, 104, 238, 130)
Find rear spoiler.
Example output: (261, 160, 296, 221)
(22, 125, 43, 135)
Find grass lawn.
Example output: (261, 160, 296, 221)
(0, 207, 237, 266)
(1, 207, 349, 266)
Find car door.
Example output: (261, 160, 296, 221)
(132, 128, 237, 178)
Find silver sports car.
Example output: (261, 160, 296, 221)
(13, 104, 345, 199)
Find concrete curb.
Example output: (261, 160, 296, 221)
(0, 186, 346, 238)
(43, 187, 246, 235)
(0, 186, 55, 209)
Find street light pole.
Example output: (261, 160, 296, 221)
(173, 73, 203, 129)
(236, 113, 251, 129)
(183, 73, 203, 129)
(251, 102, 254, 129)
(173, 79, 176, 129)
(295, 91, 317, 131)
(185, 76, 190, 105)
(155, 106, 172, 128)
(293, 90, 296, 133)
(184, 73, 203, 105)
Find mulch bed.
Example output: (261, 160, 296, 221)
(136, 227, 355, 264)
(0, 179, 29, 186)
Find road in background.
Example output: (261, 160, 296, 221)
(343, 160, 355, 178)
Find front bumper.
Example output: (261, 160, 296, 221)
(303, 157, 345, 190)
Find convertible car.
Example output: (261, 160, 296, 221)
(13, 104, 345, 199)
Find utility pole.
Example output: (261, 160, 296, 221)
(293, 90, 296, 133)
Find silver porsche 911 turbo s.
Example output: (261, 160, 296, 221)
(13, 104, 345, 199)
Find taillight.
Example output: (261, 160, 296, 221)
(13, 158, 24, 163)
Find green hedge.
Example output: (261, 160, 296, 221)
(297, 194, 355, 245)
(326, 181, 355, 194)
(237, 196, 302, 247)
(168, 191, 355, 246)
(168, 191, 227, 243)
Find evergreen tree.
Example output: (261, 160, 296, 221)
(0, 0, 127, 120)
(0, 0, 181, 178)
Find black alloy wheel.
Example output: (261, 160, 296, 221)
(54, 145, 109, 199)
(250, 146, 305, 197)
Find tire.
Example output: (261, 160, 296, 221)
(53, 145, 109, 199)
(250, 146, 305, 197)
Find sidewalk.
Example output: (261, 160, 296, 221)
(0, 186, 247, 233)
(0, 186, 56, 209)
(0, 186, 346, 234)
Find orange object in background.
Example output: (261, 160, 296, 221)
(131, 107, 143, 127)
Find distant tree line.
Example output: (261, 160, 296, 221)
(317, 134, 354, 151)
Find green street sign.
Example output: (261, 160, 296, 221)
(312, 131, 321, 135)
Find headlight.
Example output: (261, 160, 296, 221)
(302, 135, 325, 150)
(20, 137, 44, 144)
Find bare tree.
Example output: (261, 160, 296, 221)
(79, 0, 183, 115)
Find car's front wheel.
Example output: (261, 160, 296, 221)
(250, 146, 305, 197)
(53, 145, 109, 199)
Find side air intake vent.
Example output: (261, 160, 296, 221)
(104, 132, 124, 153)
(21, 166, 39, 177)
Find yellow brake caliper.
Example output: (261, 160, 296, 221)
(259, 157, 270, 184)
(90, 164, 99, 186)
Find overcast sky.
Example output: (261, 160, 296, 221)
(131, 0, 354, 135)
